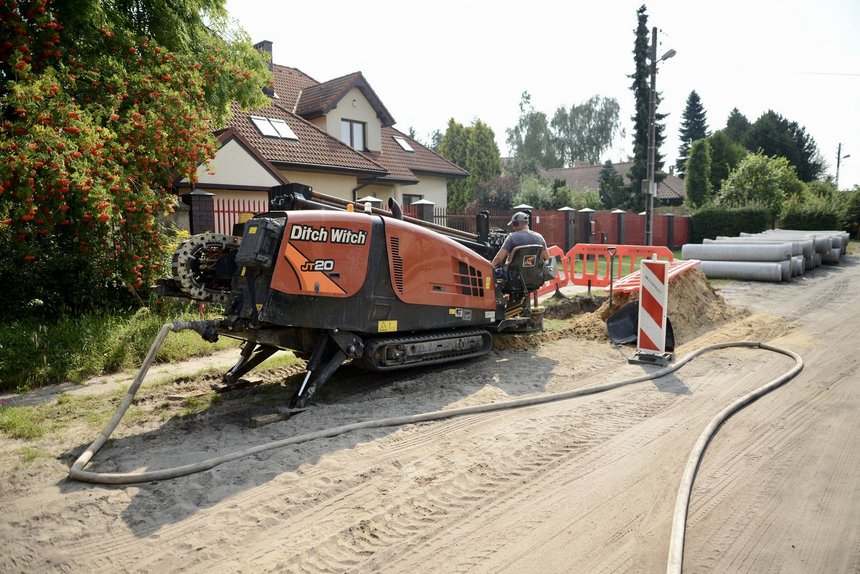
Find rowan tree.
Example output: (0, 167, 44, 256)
(0, 0, 270, 314)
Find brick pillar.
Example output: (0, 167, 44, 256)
(182, 189, 215, 234)
(576, 208, 595, 244)
(612, 209, 626, 245)
(665, 213, 675, 249)
(413, 199, 435, 223)
(559, 207, 576, 251)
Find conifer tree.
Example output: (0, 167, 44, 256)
(626, 5, 667, 212)
(675, 90, 709, 177)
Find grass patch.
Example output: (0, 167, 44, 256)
(0, 405, 50, 439)
(0, 349, 297, 441)
(17, 446, 52, 466)
(0, 306, 240, 394)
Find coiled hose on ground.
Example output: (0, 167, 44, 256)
(68, 322, 803, 573)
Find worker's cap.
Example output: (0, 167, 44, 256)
(507, 212, 529, 226)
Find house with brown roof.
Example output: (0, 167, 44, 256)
(541, 162, 687, 207)
(176, 40, 467, 234)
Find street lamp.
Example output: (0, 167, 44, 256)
(836, 143, 851, 190)
(644, 27, 676, 246)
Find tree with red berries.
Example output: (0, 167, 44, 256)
(0, 0, 270, 315)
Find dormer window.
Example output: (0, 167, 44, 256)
(250, 115, 298, 140)
(341, 119, 366, 150)
(393, 136, 415, 152)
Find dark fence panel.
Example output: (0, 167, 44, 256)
(407, 207, 682, 249)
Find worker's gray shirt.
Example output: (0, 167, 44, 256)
(501, 229, 547, 253)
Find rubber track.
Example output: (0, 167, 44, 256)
(359, 328, 493, 372)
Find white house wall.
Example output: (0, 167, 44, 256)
(279, 170, 361, 202)
(403, 177, 448, 207)
(190, 138, 282, 187)
(324, 87, 382, 151)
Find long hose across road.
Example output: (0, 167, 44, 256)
(68, 323, 803, 573)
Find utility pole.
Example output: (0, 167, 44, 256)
(644, 28, 675, 246)
(836, 143, 850, 190)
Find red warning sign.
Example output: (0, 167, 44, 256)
(637, 258, 669, 353)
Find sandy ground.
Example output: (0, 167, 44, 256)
(1, 258, 858, 573)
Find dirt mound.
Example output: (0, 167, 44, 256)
(494, 268, 739, 350)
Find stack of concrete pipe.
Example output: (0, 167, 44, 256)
(682, 228, 849, 282)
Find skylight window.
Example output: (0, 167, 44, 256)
(393, 135, 415, 152)
(250, 115, 298, 140)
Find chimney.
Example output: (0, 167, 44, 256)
(254, 40, 278, 99)
(253, 40, 273, 72)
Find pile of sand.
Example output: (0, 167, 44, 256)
(494, 268, 740, 350)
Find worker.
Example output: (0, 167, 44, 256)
(492, 211, 550, 277)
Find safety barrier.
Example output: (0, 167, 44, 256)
(537, 244, 675, 297)
(611, 259, 701, 293)
(537, 245, 572, 297)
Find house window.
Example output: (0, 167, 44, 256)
(402, 194, 422, 205)
(341, 119, 365, 150)
(250, 115, 298, 140)
(393, 135, 415, 152)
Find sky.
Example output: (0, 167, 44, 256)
(223, 0, 860, 190)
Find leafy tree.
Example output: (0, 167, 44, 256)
(844, 189, 860, 238)
(465, 119, 502, 196)
(742, 110, 824, 182)
(0, 0, 270, 314)
(626, 5, 667, 213)
(505, 91, 559, 169)
(429, 129, 443, 152)
(598, 160, 627, 208)
(550, 95, 622, 166)
(511, 175, 552, 209)
(719, 152, 805, 224)
(706, 130, 746, 193)
(684, 139, 712, 208)
(438, 118, 503, 209)
(807, 180, 839, 202)
(548, 178, 573, 209)
(438, 119, 470, 208)
(471, 173, 519, 210)
(569, 190, 602, 211)
(675, 90, 709, 176)
(723, 108, 750, 143)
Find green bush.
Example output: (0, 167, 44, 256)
(690, 206, 771, 243)
(780, 199, 841, 230)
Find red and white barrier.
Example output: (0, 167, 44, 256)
(625, 257, 674, 367)
(637, 258, 669, 354)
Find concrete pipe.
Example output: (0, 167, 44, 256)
(779, 260, 792, 281)
(791, 255, 805, 276)
(697, 260, 784, 282)
(755, 231, 834, 254)
(682, 242, 792, 262)
(710, 236, 813, 258)
(823, 247, 841, 265)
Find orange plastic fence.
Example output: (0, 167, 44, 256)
(537, 244, 674, 296)
(537, 245, 572, 297)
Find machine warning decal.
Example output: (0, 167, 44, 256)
(290, 224, 367, 245)
(485, 311, 495, 320)
(378, 320, 398, 332)
(523, 254, 537, 267)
